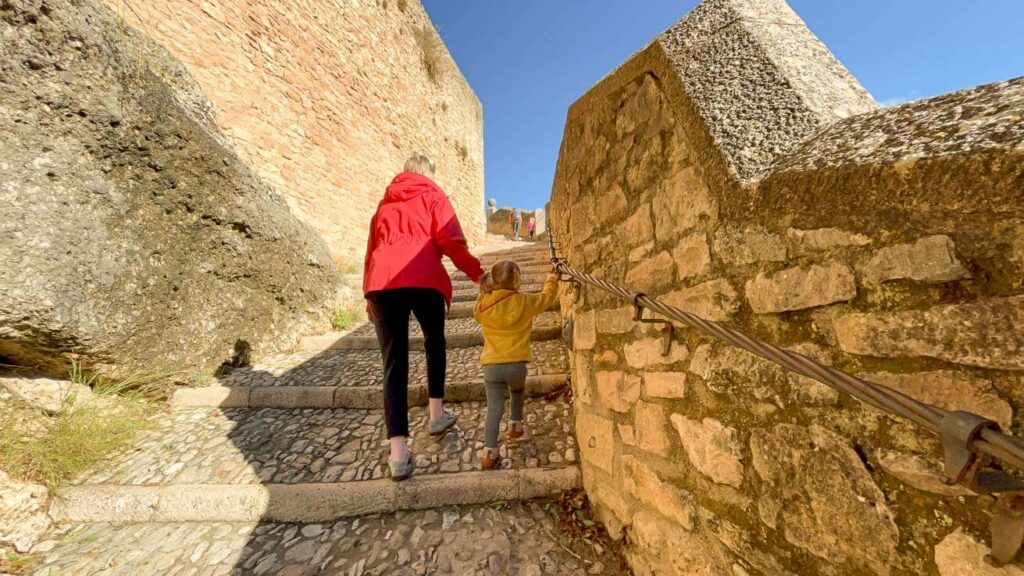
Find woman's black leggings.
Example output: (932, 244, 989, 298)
(367, 288, 447, 438)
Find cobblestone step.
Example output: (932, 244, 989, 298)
(51, 399, 580, 524)
(171, 374, 568, 409)
(451, 282, 545, 302)
(52, 467, 579, 524)
(297, 312, 560, 351)
(450, 265, 553, 282)
(72, 401, 577, 487)
(34, 500, 625, 576)
(212, 341, 569, 389)
(447, 298, 559, 319)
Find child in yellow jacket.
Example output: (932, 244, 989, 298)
(474, 260, 559, 469)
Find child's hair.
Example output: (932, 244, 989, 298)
(479, 272, 494, 295)
(490, 260, 521, 291)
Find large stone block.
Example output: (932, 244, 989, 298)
(622, 457, 695, 529)
(669, 415, 743, 488)
(626, 251, 676, 294)
(0, 0, 340, 376)
(690, 342, 838, 407)
(713, 227, 787, 266)
(750, 424, 897, 575)
(616, 203, 655, 249)
(835, 296, 1024, 370)
(861, 235, 970, 284)
(660, 279, 739, 322)
(787, 227, 870, 253)
(573, 310, 597, 350)
(624, 337, 690, 369)
(745, 262, 856, 314)
(934, 530, 1024, 576)
(876, 450, 972, 497)
(635, 402, 672, 456)
(672, 233, 711, 280)
(863, 371, 1012, 429)
(643, 372, 687, 400)
(576, 411, 616, 474)
(596, 306, 636, 335)
(651, 166, 717, 243)
(596, 371, 641, 413)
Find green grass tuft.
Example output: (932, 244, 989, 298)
(0, 550, 37, 574)
(0, 398, 155, 492)
(332, 305, 364, 331)
(0, 362, 162, 492)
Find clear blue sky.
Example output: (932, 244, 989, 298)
(421, 1, 1024, 211)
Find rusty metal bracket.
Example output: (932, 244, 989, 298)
(632, 293, 673, 356)
(940, 411, 999, 486)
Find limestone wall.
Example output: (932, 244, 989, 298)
(550, 1, 1024, 575)
(102, 0, 485, 263)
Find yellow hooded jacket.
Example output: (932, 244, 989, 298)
(473, 279, 558, 365)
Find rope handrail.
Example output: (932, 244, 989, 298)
(546, 229, 1024, 566)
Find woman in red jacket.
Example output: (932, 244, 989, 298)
(364, 153, 484, 481)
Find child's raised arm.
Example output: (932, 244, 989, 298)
(523, 272, 559, 317)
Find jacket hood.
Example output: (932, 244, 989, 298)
(383, 172, 441, 203)
(476, 289, 527, 329)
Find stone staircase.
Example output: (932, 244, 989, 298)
(28, 243, 626, 576)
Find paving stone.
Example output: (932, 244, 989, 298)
(74, 400, 576, 486)
(213, 340, 568, 389)
(33, 502, 627, 576)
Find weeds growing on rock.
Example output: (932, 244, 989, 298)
(0, 549, 37, 574)
(0, 363, 162, 492)
(332, 305, 364, 331)
(414, 25, 445, 84)
(70, 359, 177, 400)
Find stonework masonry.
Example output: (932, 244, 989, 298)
(551, 0, 1024, 574)
(103, 0, 485, 263)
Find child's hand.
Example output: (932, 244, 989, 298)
(546, 272, 560, 283)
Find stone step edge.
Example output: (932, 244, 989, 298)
(50, 467, 581, 524)
(299, 325, 562, 352)
(171, 374, 569, 409)
(447, 301, 558, 319)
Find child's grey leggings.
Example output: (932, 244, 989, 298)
(482, 361, 528, 448)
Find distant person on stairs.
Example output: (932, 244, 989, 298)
(473, 261, 559, 470)
(364, 153, 484, 481)
(527, 217, 537, 240)
(512, 208, 523, 240)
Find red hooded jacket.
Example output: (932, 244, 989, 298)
(363, 173, 483, 306)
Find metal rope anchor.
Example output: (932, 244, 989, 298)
(632, 292, 673, 356)
(940, 412, 1024, 566)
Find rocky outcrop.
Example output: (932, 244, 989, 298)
(0, 0, 341, 376)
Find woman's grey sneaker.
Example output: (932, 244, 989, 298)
(429, 409, 457, 436)
(389, 454, 414, 481)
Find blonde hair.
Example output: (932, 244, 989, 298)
(490, 260, 521, 291)
(479, 272, 494, 295)
(404, 153, 436, 178)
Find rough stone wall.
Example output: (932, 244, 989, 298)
(0, 0, 341, 376)
(102, 0, 485, 263)
(550, 1, 1024, 575)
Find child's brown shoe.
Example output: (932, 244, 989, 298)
(508, 422, 526, 440)
(481, 448, 500, 470)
